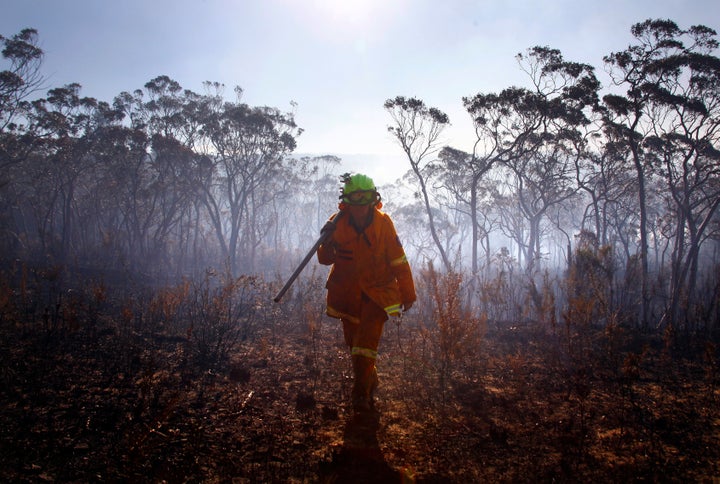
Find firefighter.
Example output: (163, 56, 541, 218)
(317, 173, 416, 414)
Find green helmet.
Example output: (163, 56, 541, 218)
(340, 173, 378, 205)
(343, 173, 375, 194)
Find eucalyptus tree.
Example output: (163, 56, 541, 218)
(111, 78, 224, 276)
(435, 146, 499, 273)
(76, 123, 143, 268)
(638, 22, 720, 329)
(465, 47, 599, 275)
(574, 138, 640, 249)
(200, 96, 299, 274)
(493, 183, 527, 266)
(0, 28, 45, 255)
(21, 84, 110, 262)
(391, 200, 444, 266)
(134, 75, 212, 151)
(459, 85, 548, 275)
(142, 75, 185, 138)
(144, 134, 203, 274)
(603, 18, 720, 328)
(0, 28, 44, 156)
(509, 149, 581, 274)
(384, 96, 453, 272)
(286, 154, 342, 248)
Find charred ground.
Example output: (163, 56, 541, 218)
(1, 274, 719, 483)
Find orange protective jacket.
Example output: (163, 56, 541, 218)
(317, 208, 416, 323)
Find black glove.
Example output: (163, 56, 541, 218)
(321, 220, 337, 235)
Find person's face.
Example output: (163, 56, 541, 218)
(348, 203, 371, 224)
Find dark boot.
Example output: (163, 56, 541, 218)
(352, 355, 376, 413)
(369, 365, 378, 406)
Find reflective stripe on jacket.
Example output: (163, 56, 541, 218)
(317, 208, 416, 320)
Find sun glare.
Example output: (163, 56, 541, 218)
(284, 0, 403, 38)
(311, 0, 375, 26)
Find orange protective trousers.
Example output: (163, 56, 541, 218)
(342, 293, 387, 402)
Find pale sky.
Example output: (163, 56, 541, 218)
(2, 0, 719, 184)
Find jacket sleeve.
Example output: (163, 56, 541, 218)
(316, 213, 339, 266)
(384, 217, 416, 304)
(317, 239, 336, 265)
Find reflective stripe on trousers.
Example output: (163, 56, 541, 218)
(352, 346, 378, 360)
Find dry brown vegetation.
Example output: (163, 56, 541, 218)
(1, 268, 719, 483)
